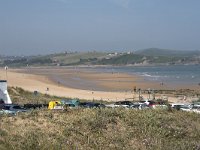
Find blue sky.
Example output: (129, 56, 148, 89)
(0, 0, 200, 55)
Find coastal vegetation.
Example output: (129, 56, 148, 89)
(1, 87, 200, 150)
(1, 108, 200, 150)
(1, 48, 200, 67)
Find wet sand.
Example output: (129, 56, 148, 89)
(15, 67, 172, 91)
(0, 67, 199, 102)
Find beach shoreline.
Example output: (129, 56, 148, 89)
(0, 67, 199, 102)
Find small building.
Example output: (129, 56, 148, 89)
(0, 80, 12, 104)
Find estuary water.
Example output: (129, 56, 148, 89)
(91, 65, 200, 88)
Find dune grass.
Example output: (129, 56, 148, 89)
(1, 87, 200, 150)
(8, 87, 63, 105)
(1, 108, 200, 150)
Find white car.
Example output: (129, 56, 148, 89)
(106, 101, 133, 108)
(176, 104, 200, 114)
(129, 103, 149, 110)
(152, 104, 168, 109)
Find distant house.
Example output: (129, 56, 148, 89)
(108, 52, 118, 57)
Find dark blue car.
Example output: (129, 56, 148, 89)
(79, 102, 105, 108)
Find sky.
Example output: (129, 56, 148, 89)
(0, 0, 200, 55)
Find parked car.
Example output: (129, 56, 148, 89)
(60, 99, 80, 107)
(79, 102, 105, 108)
(129, 103, 149, 110)
(48, 101, 61, 110)
(24, 103, 48, 109)
(170, 103, 186, 110)
(192, 104, 200, 110)
(152, 104, 168, 109)
(178, 104, 200, 113)
(1, 104, 27, 115)
(139, 100, 169, 109)
(192, 103, 200, 110)
(139, 100, 156, 107)
(106, 101, 133, 108)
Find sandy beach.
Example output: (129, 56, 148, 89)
(0, 67, 199, 103)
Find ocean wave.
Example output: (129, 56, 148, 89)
(140, 73, 161, 78)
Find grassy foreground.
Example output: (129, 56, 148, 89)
(1, 87, 200, 150)
(1, 108, 200, 150)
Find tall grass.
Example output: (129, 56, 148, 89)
(8, 87, 61, 105)
(1, 87, 200, 149)
(1, 108, 200, 150)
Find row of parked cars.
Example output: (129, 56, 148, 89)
(105, 100, 168, 109)
(0, 99, 159, 115)
(48, 99, 169, 110)
(1, 99, 200, 115)
(48, 99, 200, 114)
(48, 99, 106, 110)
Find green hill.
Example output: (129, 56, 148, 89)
(1, 49, 200, 67)
(52, 51, 107, 65)
(97, 54, 144, 65)
(135, 48, 200, 57)
(94, 48, 200, 65)
(1, 52, 108, 67)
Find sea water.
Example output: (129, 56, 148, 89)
(92, 65, 200, 87)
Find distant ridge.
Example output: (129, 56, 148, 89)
(135, 48, 200, 57)
(1, 49, 200, 66)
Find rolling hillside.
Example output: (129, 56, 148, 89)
(0, 52, 108, 67)
(135, 48, 200, 57)
(1, 49, 200, 67)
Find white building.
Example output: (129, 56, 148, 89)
(0, 80, 12, 104)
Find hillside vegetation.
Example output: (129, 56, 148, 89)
(96, 48, 200, 65)
(135, 48, 200, 57)
(53, 51, 106, 65)
(1, 49, 200, 66)
(1, 88, 200, 150)
(0, 52, 108, 67)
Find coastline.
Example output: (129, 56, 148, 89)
(0, 68, 138, 101)
(0, 67, 199, 102)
